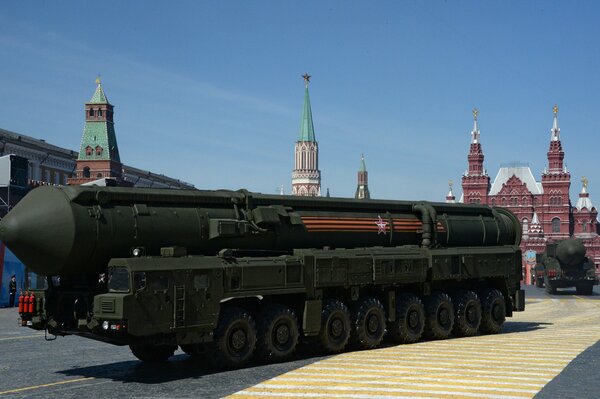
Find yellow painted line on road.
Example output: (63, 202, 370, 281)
(228, 296, 600, 399)
(0, 377, 95, 395)
(0, 334, 45, 341)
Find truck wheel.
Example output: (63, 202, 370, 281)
(130, 344, 176, 362)
(536, 277, 544, 288)
(545, 278, 557, 294)
(255, 304, 299, 363)
(181, 343, 204, 358)
(424, 292, 454, 340)
(576, 282, 594, 296)
(479, 289, 505, 334)
(206, 306, 256, 369)
(452, 290, 481, 337)
(349, 297, 385, 349)
(317, 299, 350, 353)
(388, 294, 424, 344)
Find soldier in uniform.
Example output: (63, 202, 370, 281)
(8, 275, 17, 307)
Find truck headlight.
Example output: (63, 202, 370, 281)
(102, 320, 109, 330)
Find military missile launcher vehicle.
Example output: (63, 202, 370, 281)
(534, 239, 598, 295)
(1, 185, 525, 368)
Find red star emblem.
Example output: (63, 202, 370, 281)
(376, 215, 388, 235)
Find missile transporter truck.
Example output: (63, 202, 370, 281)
(534, 239, 598, 295)
(0, 186, 525, 368)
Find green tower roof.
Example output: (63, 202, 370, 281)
(298, 85, 316, 142)
(89, 81, 108, 104)
(359, 154, 367, 172)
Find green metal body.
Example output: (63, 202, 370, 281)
(535, 239, 598, 293)
(0, 185, 525, 351)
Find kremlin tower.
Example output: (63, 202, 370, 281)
(292, 74, 321, 196)
(68, 77, 124, 185)
(355, 154, 370, 199)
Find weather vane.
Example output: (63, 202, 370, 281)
(448, 179, 453, 189)
(582, 176, 588, 189)
(553, 104, 558, 115)
(472, 108, 479, 121)
(302, 73, 311, 87)
(95, 74, 102, 85)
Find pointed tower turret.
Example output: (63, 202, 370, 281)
(292, 74, 321, 196)
(68, 77, 124, 185)
(445, 180, 456, 203)
(355, 154, 371, 199)
(574, 176, 598, 237)
(541, 105, 571, 238)
(461, 108, 490, 204)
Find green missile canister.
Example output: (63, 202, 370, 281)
(0, 185, 521, 276)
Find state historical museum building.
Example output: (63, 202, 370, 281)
(460, 107, 600, 284)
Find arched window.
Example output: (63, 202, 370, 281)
(95, 146, 103, 156)
(511, 197, 518, 206)
(522, 218, 529, 234)
(85, 146, 93, 156)
(89, 109, 95, 117)
(552, 218, 560, 233)
(583, 221, 588, 232)
(83, 167, 90, 178)
(491, 198, 496, 206)
(97, 173, 103, 178)
(98, 109, 103, 117)
(501, 198, 506, 206)
(522, 197, 528, 205)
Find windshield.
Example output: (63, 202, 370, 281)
(108, 267, 130, 293)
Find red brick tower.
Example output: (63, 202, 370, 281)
(461, 108, 490, 204)
(540, 105, 571, 239)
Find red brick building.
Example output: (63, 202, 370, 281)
(460, 107, 600, 283)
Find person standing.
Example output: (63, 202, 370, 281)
(8, 275, 17, 307)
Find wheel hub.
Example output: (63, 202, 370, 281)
(466, 304, 477, 323)
(438, 307, 449, 326)
(492, 303, 503, 321)
(367, 313, 380, 334)
(330, 318, 344, 338)
(275, 323, 290, 345)
(230, 329, 247, 352)
(408, 309, 419, 329)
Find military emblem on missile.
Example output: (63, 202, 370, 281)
(533, 239, 598, 294)
(1, 185, 525, 369)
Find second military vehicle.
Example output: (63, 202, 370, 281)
(534, 238, 598, 295)
(1, 185, 525, 369)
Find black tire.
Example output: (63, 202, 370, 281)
(349, 297, 385, 349)
(451, 290, 481, 337)
(545, 277, 557, 294)
(255, 304, 299, 363)
(130, 344, 176, 362)
(479, 289, 506, 334)
(180, 343, 204, 358)
(576, 282, 594, 296)
(317, 299, 351, 353)
(388, 294, 425, 344)
(424, 292, 454, 340)
(205, 306, 256, 369)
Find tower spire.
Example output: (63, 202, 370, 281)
(551, 104, 560, 141)
(471, 108, 480, 144)
(298, 74, 316, 142)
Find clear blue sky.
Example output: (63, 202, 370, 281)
(1, 1, 599, 202)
